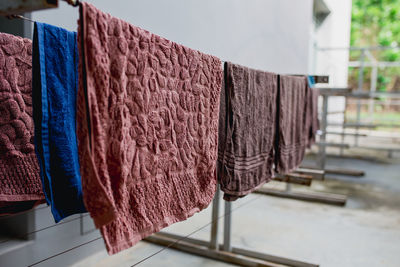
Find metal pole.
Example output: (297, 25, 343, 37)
(339, 99, 347, 156)
(223, 201, 232, 252)
(355, 49, 365, 146)
(209, 186, 220, 250)
(318, 94, 328, 170)
(369, 63, 378, 120)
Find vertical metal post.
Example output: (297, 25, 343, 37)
(340, 97, 348, 156)
(355, 49, 365, 146)
(369, 64, 378, 120)
(285, 182, 292, 192)
(80, 214, 84, 236)
(223, 201, 232, 252)
(209, 185, 220, 250)
(318, 94, 328, 170)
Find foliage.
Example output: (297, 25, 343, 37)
(349, 0, 400, 92)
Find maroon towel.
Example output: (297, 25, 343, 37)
(307, 88, 319, 148)
(77, 3, 222, 254)
(218, 62, 277, 201)
(276, 75, 310, 174)
(0, 33, 44, 214)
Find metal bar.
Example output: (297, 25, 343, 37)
(313, 75, 329, 84)
(348, 61, 400, 67)
(315, 142, 349, 148)
(340, 96, 348, 156)
(317, 46, 400, 51)
(285, 182, 292, 192)
(327, 122, 376, 128)
(0, 0, 57, 15)
(355, 49, 366, 146)
(209, 186, 220, 250)
(369, 63, 378, 119)
(328, 122, 400, 128)
(355, 146, 400, 152)
(318, 94, 328, 169)
(326, 131, 367, 137)
(254, 188, 347, 206)
(288, 75, 329, 84)
(223, 201, 232, 252)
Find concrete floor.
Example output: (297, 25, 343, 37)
(73, 155, 400, 267)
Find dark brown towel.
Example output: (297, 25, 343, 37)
(218, 62, 278, 201)
(307, 88, 319, 148)
(276, 75, 310, 174)
(0, 32, 44, 214)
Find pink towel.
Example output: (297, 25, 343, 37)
(276, 75, 310, 174)
(77, 3, 222, 254)
(0, 33, 44, 214)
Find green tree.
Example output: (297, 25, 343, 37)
(350, 0, 400, 92)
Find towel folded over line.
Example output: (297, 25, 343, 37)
(77, 2, 222, 254)
(0, 32, 44, 215)
(218, 62, 278, 201)
(275, 75, 310, 174)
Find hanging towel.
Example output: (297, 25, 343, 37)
(77, 3, 222, 254)
(276, 75, 309, 174)
(32, 23, 86, 222)
(307, 88, 319, 148)
(0, 32, 44, 214)
(218, 62, 277, 201)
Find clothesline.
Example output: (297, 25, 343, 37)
(4, 12, 330, 82)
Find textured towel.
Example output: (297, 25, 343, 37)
(77, 3, 222, 254)
(218, 62, 277, 201)
(276, 75, 310, 174)
(32, 23, 86, 222)
(307, 88, 319, 148)
(0, 32, 44, 214)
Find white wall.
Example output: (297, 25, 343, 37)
(32, 0, 313, 74)
(314, 0, 352, 87)
(312, 0, 352, 122)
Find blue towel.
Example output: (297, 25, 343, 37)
(307, 76, 316, 88)
(33, 22, 86, 222)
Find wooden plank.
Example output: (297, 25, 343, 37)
(145, 235, 281, 267)
(301, 165, 365, 177)
(254, 188, 347, 206)
(274, 174, 312, 186)
(325, 168, 364, 177)
(145, 234, 319, 267)
(295, 168, 325, 180)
